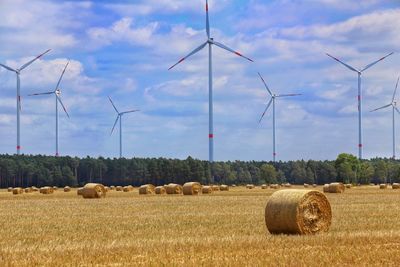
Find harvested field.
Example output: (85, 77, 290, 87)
(0, 185, 400, 266)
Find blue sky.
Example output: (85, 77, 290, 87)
(0, 0, 399, 161)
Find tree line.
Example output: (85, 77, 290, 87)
(0, 153, 398, 188)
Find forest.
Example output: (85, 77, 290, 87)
(0, 153, 398, 188)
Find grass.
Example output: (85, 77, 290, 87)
(0, 186, 400, 266)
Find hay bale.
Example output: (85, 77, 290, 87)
(52, 186, 58, 191)
(246, 184, 255, 189)
(183, 182, 201, 195)
(155, 186, 166, 194)
(110, 186, 115, 190)
(104, 186, 110, 192)
(231, 184, 236, 187)
(202, 186, 213, 194)
(77, 187, 84, 196)
(123, 185, 134, 192)
(165, 183, 183, 194)
(392, 183, 400, 189)
(24, 187, 33, 193)
(7, 187, 13, 192)
(220, 184, 229, 191)
(80, 183, 106, 198)
(328, 183, 345, 193)
(270, 184, 279, 189)
(12, 187, 23, 194)
(64, 186, 71, 192)
(31, 186, 39, 192)
(379, 184, 387, 189)
(139, 184, 155, 195)
(261, 184, 268, 189)
(304, 183, 309, 188)
(323, 184, 330, 193)
(312, 184, 317, 188)
(345, 184, 352, 189)
(116, 186, 123, 191)
(265, 189, 332, 235)
(212, 185, 220, 191)
(40, 186, 54, 194)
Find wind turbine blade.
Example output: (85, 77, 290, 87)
(206, 0, 210, 38)
(121, 109, 140, 115)
(370, 103, 392, 112)
(395, 106, 400, 115)
(57, 96, 70, 118)
(28, 91, 54, 96)
(213, 41, 253, 62)
(275, 93, 302, 97)
(258, 72, 273, 96)
(326, 53, 358, 73)
(55, 60, 70, 91)
(168, 41, 208, 70)
(259, 98, 273, 123)
(392, 76, 399, 102)
(108, 96, 119, 114)
(361, 52, 394, 72)
(0, 63, 16, 72)
(110, 115, 119, 135)
(19, 49, 51, 71)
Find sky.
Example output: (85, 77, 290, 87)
(0, 0, 399, 161)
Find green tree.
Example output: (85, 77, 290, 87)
(260, 164, 277, 184)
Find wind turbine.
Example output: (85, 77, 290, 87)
(28, 61, 70, 156)
(258, 72, 301, 162)
(0, 49, 51, 154)
(370, 77, 400, 159)
(108, 96, 139, 158)
(168, 0, 253, 180)
(326, 52, 393, 159)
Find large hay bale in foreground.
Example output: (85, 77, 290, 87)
(246, 184, 255, 189)
(220, 185, 229, 191)
(7, 187, 13, 192)
(12, 187, 23, 195)
(81, 183, 106, 198)
(265, 189, 332, 235)
(392, 183, 400, 189)
(116, 186, 123, 191)
(40, 187, 54, 194)
(328, 183, 345, 193)
(323, 184, 330, 193)
(379, 184, 387, 189)
(139, 184, 155, 195)
(155, 186, 166, 194)
(64, 186, 71, 192)
(202, 186, 213, 194)
(165, 183, 182, 194)
(183, 182, 201, 195)
(261, 184, 268, 189)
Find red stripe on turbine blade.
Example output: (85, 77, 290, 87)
(209, 134, 213, 138)
(358, 95, 361, 101)
(17, 146, 21, 150)
(273, 153, 276, 156)
(358, 144, 363, 148)
(206, 3, 208, 11)
(235, 51, 242, 57)
(179, 58, 185, 63)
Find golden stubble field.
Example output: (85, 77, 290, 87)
(0, 186, 400, 266)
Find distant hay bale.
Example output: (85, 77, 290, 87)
(270, 184, 279, 189)
(345, 184, 352, 189)
(139, 184, 155, 195)
(202, 186, 213, 194)
(24, 187, 33, 193)
(265, 189, 332, 235)
(370, 183, 375, 186)
(104, 186, 110, 192)
(165, 183, 183, 194)
(246, 184, 255, 189)
(183, 182, 202, 195)
(155, 186, 166, 194)
(283, 183, 292, 188)
(12, 187, 23, 195)
(392, 183, 400, 189)
(31, 186, 39, 192)
(116, 186, 123, 191)
(231, 184, 236, 187)
(123, 185, 134, 192)
(64, 186, 71, 192)
(77, 187, 84, 196)
(328, 183, 345, 193)
(323, 184, 330, 193)
(220, 185, 229, 191)
(7, 187, 13, 192)
(80, 183, 106, 198)
(312, 184, 317, 188)
(212, 185, 220, 191)
(261, 184, 268, 189)
(379, 184, 387, 189)
(52, 186, 58, 191)
(304, 183, 309, 188)
(110, 186, 115, 190)
(40, 186, 54, 194)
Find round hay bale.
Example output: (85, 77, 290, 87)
(31, 186, 39, 192)
(139, 184, 155, 195)
(231, 184, 236, 187)
(52, 186, 58, 191)
(155, 186, 166, 194)
(312, 184, 317, 188)
(104, 186, 110, 192)
(220, 184, 229, 191)
(12, 187, 23, 195)
(183, 182, 202, 195)
(345, 184, 352, 189)
(123, 185, 134, 192)
(270, 184, 279, 189)
(116, 186, 123, 191)
(283, 183, 292, 188)
(165, 183, 183, 194)
(202, 186, 213, 194)
(328, 183, 345, 193)
(110, 186, 115, 190)
(304, 183, 309, 188)
(40, 186, 54, 194)
(212, 185, 220, 191)
(370, 183, 375, 186)
(24, 187, 33, 193)
(379, 184, 387, 189)
(246, 184, 255, 189)
(7, 187, 13, 192)
(392, 183, 400, 189)
(261, 184, 268, 189)
(265, 189, 332, 235)
(64, 186, 71, 192)
(323, 184, 330, 193)
(77, 187, 84, 196)
(81, 183, 106, 198)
